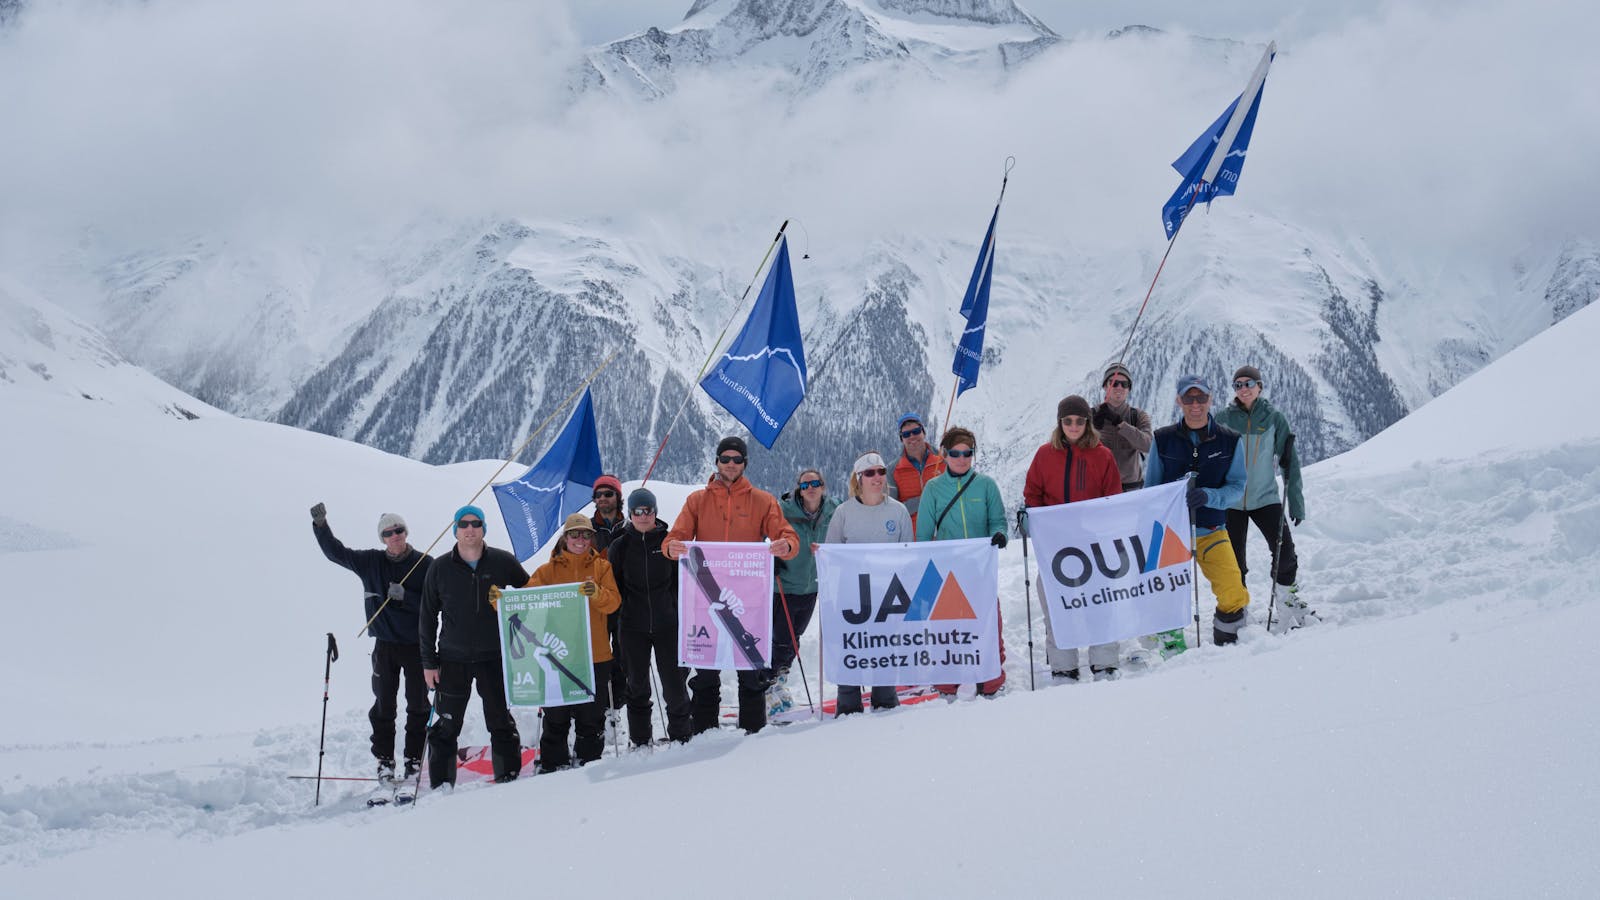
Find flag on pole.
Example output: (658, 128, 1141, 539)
(492, 388, 604, 561)
(952, 206, 998, 396)
(1161, 42, 1277, 239)
(700, 237, 807, 449)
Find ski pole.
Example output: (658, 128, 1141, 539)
(1017, 508, 1035, 692)
(1266, 433, 1297, 634)
(406, 690, 434, 803)
(776, 582, 816, 713)
(1187, 474, 1203, 648)
(315, 632, 339, 807)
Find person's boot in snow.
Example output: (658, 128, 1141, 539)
(1213, 607, 1245, 645)
(377, 757, 397, 784)
(1091, 665, 1119, 682)
(402, 757, 421, 780)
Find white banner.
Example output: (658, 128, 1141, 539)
(1027, 480, 1194, 648)
(816, 539, 1000, 687)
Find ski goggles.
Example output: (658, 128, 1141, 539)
(629, 507, 656, 517)
(797, 479, 824, 490)
(1233, 379, 1261, 390)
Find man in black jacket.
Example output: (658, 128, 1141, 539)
(311, 503, 432, 781)
(420, 505, 531, 787)
(607, 488, 691, 745)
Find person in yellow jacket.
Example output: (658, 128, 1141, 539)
(526, 512, 622, 771)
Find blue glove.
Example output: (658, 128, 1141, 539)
(1186, 486, 1207, 514)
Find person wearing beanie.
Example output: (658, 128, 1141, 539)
(524, 512, 622, 771)
(823, 451, 913, 714)
(1215, 365, 1312, 630)
(918, 427, 1012, 697)
(308, 502, 433, 782)
(1022, 397, 1125, 680)
(768, 467, 838, 717)
(1144, 374, 1251, 646)
(1093, 364, 1155, 493)
(664, 435, 799, 734)
(887, 413, 945, 532)
(608, 487, 694, 744)
(587, 473, 629, 719)
(419, 504, 532, 787)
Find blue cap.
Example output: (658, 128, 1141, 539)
(896, 412, 923, 430)
(453, 504, 487, 536)
(1175, 374, 1211, 397)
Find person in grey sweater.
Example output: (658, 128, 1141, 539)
(824, 452, 912, 714)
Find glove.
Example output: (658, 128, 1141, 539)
(1291, 515, 1304, 527)
(1186, 486, 1207, 514)
(1015, 508, 1030, 539)
(1094, 403, 1122, 428)
(386, 583, 407, 608)
(310, 502, 327, 526)
(580, 580, 598, 597)
(488, 585, 502, 611)
(990, 531, 1008, 549)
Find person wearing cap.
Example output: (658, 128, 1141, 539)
(919, 427, 1012, 697)
(824, 451, 913, 714)
(1093, 364, 1155, 493)
(1144, 376, 1251, 645)
(1022, 397, 1125, 679)
(888, 413, 946, 533)
(608, 487, 693, 745)
(588, 473, 630, 719)
(419, 505, 532, 786)
(664, 436, 800, 734)
(1215, 365, 1310, 628)
(524, 513, 623, 771)
(770, 468, 839, 716)
(309, 503, 433, 781)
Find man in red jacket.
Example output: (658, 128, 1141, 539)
(664, 436, 799, 734)
(887, 412, 945, 533)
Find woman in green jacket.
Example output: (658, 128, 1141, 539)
(769, 468, 839, 715)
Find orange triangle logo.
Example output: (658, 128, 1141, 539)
(929, 573, 977, 620)
(1157, 524, 1192, 567)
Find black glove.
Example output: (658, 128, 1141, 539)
(1186, 486, 1207, 514)
(386, 583, 407, 608)
(310, 502, 327, 526)
(990, 531, 1008, 549)
(1015, 508, 1030, 539)
(1291, 515, 1303, 527)
(1094, 403, 1122, 428)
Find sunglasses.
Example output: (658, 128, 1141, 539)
(1106, 379, 1131, 389)
(945, 448, 974, 458)
(456, 519, 485, 529)
(858, 467, 888, 478)
(1179, 395, 1211, 406)
(1233, 379, 1260, 390)
(717, 454, 747, 465)
(380, 527, 407, 539)
(566, 531, 594, 541)
(593, 489, 617, 499)
(629, 507, 656, 517)
(797, 479, 824, 490)
(899, 426, 924, 439)
(1061, 416, 1088, 426)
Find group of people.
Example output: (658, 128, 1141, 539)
(312, 362, 1308, 789)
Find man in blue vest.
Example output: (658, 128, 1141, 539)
(1144, 375, 1252, 644)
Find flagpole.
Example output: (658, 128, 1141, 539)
(1114, 189, 1198, 368)
(357, 350, 621, 637)
(943, 158, 1013, 427)
(641, 219, 789, 485)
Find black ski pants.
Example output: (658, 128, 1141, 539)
(1226, 503, 1299, 587)
(538, 661, 612, 771)
(770, 590, 816, 676)
(369, 638, 429, 763)
(608, 614, 629, 711)
(427, 658, 522, 787)
(690, 667, 769, 734)
(620, 630, 692, 745)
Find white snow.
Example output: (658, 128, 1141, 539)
(2, 274, 1598, 895)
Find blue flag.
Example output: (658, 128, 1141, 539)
(953, 207, 998, 396)
(492, 388, 604, 561)
(700, 237, 807, 449)
(1161, 43, 1276, 239)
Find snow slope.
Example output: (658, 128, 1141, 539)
(2, 304, 1598, 894)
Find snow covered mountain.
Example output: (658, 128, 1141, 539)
(576, 0, 1059, 98)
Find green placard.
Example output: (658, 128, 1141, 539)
(498, 583, 594, 707)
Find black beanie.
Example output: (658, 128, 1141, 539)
(1233, 365, 1263, 384)
(1056, 395, 1092, 420)
(716, 436, 748, 459)
(627, 488, 657, 512)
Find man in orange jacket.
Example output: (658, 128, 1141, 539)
(665, 436, 799, 734)
(888, 412, 945, 533)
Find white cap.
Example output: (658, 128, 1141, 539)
(377, 513, 406, 537)
(852, 452, 887, 475)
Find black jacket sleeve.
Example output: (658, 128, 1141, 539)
(419, 561, 442, 669)
(314, 522, 361, 572)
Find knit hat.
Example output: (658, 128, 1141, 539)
(1102, 363, 1133, 387)
(716, 436, 748, 459)
(1056, 395, 1092, 420)
(1175, 374, 1211, 397)
(376, 512, 406, 537)
(452, 505, 487, 536)
(896, 412, 923, 431)
(852, 451, 888, 475)
(627, 487, 657, 513)
(592, 473, 623, 496)
(1233, 365, 1263, 385)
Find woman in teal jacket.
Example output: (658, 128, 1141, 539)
(917, 427, 1009, 696)
(769, 468, 838, 714)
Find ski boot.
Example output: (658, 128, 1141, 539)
(376, 757, 398, 785)
(1157, 629, 1188, 659)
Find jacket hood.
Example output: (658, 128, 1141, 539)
(781, 493, 838, 522)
